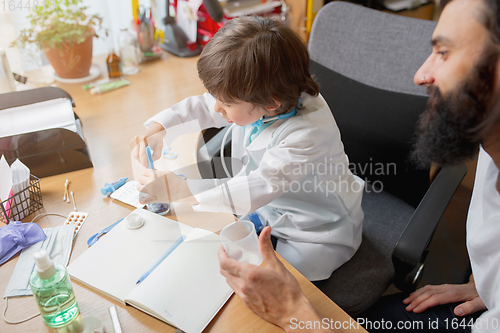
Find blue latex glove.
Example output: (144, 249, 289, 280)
(0, 221, 46, 265)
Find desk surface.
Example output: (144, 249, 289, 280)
(0, 54, 367, 333)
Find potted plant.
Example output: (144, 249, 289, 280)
(12, 0, 105, 79)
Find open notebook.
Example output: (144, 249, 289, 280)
(67, 209, 233, 333)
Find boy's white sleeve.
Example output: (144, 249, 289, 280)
(186, 123, 352, 219)
(186, 166, 283, 215)
(144, 93, 229, 132)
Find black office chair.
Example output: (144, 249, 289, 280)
(308, 2, 467, 315)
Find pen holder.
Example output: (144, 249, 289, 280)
(0, 174, 43, 224)
(131, 19, 162, 62)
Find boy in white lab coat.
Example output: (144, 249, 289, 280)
(131, 16, 364, 282)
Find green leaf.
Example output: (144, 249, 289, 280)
(13, 0, 104, 50)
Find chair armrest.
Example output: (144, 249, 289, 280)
(197, 126, 232, 179)
(392, 163, 468, 292)
(203, 126, 231, 161)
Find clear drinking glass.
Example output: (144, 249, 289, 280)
(118, 28, 140, 75)
(220, 221, 263, 266)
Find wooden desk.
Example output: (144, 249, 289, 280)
(0, 54, 366, 333)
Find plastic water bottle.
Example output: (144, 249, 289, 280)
(118, 28, 140, 75)
(29, 249, 80, 328)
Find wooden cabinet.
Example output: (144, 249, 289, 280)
(285, 0, 309, 42)
(285, 0, 437, 44)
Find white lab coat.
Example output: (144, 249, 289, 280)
(145, 92, 364, 280)
(467, 147, 500, 332)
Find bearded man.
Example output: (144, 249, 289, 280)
(217, 0, 500, 332)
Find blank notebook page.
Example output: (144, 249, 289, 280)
(126, 228, 233, 333)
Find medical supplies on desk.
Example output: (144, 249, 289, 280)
(0, 221, 46, 266)
(0, 175, 43, 224)
(30, 249, 80, 328)
(0, 156, 43, 224)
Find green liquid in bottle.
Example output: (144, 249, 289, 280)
(30, 254, 80, 328)
(38, 289, 79, 327)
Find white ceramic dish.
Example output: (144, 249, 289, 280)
(53, 63, 101, 84)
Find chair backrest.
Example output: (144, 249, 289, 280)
(309, 2, 436, 96)
(308, 2, 437, 207)
(308, 5, 468, 310)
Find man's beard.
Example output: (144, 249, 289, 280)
(410, 50, 498, 169)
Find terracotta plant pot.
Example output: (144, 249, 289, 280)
(43, 35, 93, 79)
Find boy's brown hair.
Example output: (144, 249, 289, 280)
(198, 16, 319, 114)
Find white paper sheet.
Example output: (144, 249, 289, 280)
(10, 159, 30, 220)
(0, 98, 77, 137)
(110, 181, 145, 209)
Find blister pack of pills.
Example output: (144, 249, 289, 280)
(64, 212, 89, 239)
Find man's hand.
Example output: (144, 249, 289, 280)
(130, 122, 165, 168)
(137, 169, 198, 205)
(403, 276, 486, 316)
(218, 226, 335, 332)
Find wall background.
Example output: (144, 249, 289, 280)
(1, 0, 158, 72)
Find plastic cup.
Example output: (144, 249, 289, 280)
(220, 221, 263, 266)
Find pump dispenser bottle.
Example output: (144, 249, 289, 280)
(29, 249, 80, 328)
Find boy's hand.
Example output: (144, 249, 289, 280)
(130, 122, 165, 168)
(137, 169, 198, 205)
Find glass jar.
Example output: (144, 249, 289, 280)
(118, 28, 140, 75)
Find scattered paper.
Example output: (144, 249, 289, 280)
(110, 181, 145, 209)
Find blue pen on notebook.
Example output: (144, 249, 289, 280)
(136, 234, 186, 285)
(87, 218, 124, 247)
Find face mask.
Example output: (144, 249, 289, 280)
(4, 224, 74, 298)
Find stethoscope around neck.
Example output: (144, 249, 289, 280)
(220, 104, 299, 178)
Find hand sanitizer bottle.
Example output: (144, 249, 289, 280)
(29, 249, 80, 328)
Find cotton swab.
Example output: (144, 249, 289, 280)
(70, 191, 77, 212)
(63, 179, 69, 201)
(67, 180, 71, 203)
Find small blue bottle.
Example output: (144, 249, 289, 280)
(29, 249, 80, 328)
